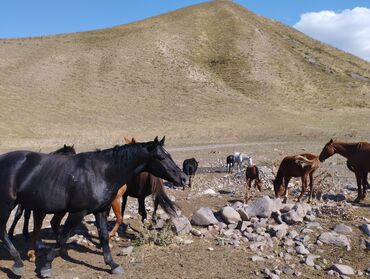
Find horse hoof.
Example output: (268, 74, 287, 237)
(111, 265, 124, 275)
(12, 265, 24, 277)
(40, 267, 52, 278)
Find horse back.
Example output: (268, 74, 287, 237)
(350, 142, 370, 170)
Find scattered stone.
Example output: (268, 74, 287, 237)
(318, 232, 351, 250)
(190, 228, 202, 237)
(293, 271, 302, 277)
(119, 246, 134, 256)
(191, 207, 218, 226)
(207, 247, 214, 251)
(221, 206, 241, 224)
(330, 264, 355, 275)
(244, 196, 275, 218)
(281, 203, 310, 225)
(305, 222, 323, 230)
(305, 255, 320, 267)
(333, 224, 352, 234)
(360, 238, 370, 250)
(237, 208, 250, 221)
(322, 193, 346, 202)
(295, 245, 310, 255)
(360, 224, 370, 236)
(268, 274, 280, 279)
(282, 266, 294, 275)
(171, 215, 192, 235)
(251, 255, 264, 262)
(203, 189, 217, 195)
(268, 223, 288, 239)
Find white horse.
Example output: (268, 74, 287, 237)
(234, 152, 253, 171)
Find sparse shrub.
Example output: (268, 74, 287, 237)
(133, 222, 175, 247)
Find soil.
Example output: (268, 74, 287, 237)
(1, 140, 369, 279)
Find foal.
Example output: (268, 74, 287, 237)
(273, 153, 319, 203)
(244, 165, 262, 202)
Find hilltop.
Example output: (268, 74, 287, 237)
(0, 1, 369, 150)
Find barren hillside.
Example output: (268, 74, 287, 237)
(0, 1, 369, 150)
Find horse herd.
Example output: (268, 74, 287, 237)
(0, 137, 368, 277)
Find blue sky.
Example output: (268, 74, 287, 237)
(1, 1, 369, 60)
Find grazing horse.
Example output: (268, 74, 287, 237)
(319, 139, 370, 202)
(7, 144, 76, 262)
(0, 137, 186, 277)
(244, 165, 262, 202)
(226, 155, 235, 173)
(182, 158, 199, 188)
(234, 152, 253, 171)
(273, 153, 319, 203)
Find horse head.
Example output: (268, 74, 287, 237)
(144, 136, 187, 187)
(272, 179, 284, 198)
(319, 139, 335, 162)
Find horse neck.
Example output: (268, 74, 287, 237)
(102, 145, 148, 189)
(275, 166, 284, 184)
(333, 142, 356, 159)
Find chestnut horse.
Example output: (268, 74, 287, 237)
(273, 153, 319, 203)
(244, 165, 262, 202)
(319, 139, 370, 202)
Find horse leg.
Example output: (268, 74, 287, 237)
(138, 197, 147, 223)
(361, 172, 368, 200)
(282, 177, 291, 203)
(109, 197, 122, 238)
(95, 211, 124, 275)
(8, 204, 24, 241)
(297, 174, 308, 203)
(40, 211, 86, 278)
(50, 212, 66, 238)
(189, 175, 192, 188)
(307, 172, 314, 203)
(27, 211, 46, 263)
(23, 208, 31, 239)
(0, 204, 24, 276)
(354, 171, 362, 203)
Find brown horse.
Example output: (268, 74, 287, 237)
(109, 137, 178, 237)
(319, 139, 370, 202)
(244, 165, 262, 202)
(273, 153, 319, 203)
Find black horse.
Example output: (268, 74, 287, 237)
(8, 144, 77, 241)
(0, 137, 186, 277)
(226, 154, 235, 173)
(182, 158, 199, 189)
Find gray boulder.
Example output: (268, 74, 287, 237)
(333, 224, 352, 234)
(244, 196, 276, 218)
(171, 215, 192, 235)
(318, 232, 351, 250)
(221, 206, 241, 224)
(281, 203, 310, 225)
(330, 264, 355, 275)
(360, 224, 370, 236)
(191, 207, 218, 226)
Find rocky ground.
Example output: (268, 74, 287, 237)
(1, 141, 369, 279)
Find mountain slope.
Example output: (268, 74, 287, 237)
(0, 1, 369, 150)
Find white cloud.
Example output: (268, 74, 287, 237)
(294, 7, 370, 61)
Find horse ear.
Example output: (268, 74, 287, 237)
(72, 144, 74, 148)
(329, 139, 334, 144)
(153, 136, 159, 144)
(159, 136, 165, 146)
(132, 137, 136, 144)
(123, 137, 130, 144)
(64, 144, 67, 148)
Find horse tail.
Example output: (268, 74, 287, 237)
(295, 155, 319, 169)
(151, 177, 178, 217)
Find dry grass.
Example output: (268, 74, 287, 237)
(0, 1, 369, 152)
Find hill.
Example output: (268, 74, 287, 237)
(0, 1, 369, 151)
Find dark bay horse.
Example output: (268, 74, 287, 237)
(319, 139, 370, 202)
(7, 144, 76, 262)
(0, 137, 186, 277)
(8, 144, 76, 240)
(273, 153, 319, 203)
(182, 158, 198, 189)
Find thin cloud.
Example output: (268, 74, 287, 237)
(294, 7, 370, 61)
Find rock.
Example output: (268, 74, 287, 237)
(281, 203, 310, 225)
(360, 224, 370, 236)
(333, 224, 352, 234)
(293, 271, 302, 277)
(360, 238, 370, 250)
(288, 230, 299, 239)
(190, 228, 202, 237)
(244, 196, 274, 218)
(171, 215, 192, 235)
(322, 192, 346, 202)
(305, 222, 323, 230)
(305, 255, 320, 267)
(191, 207, 218, 226)
(119, 246, 134, 256)
(330, 264, 355, 275)
(268, 274, 280, 279)
(295, 245, 310, 255)
(203, 189, 217, 195)
(221, 206, 241, 224)
(318, 232, 351, 250)
(207, 247, 214, 251)
(237, 208, 250, 221)
(282, 266, 294, 275)
(268, 224, 288, 239)
(250, 241, 265, 251)
(251, 255, 264, 262)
